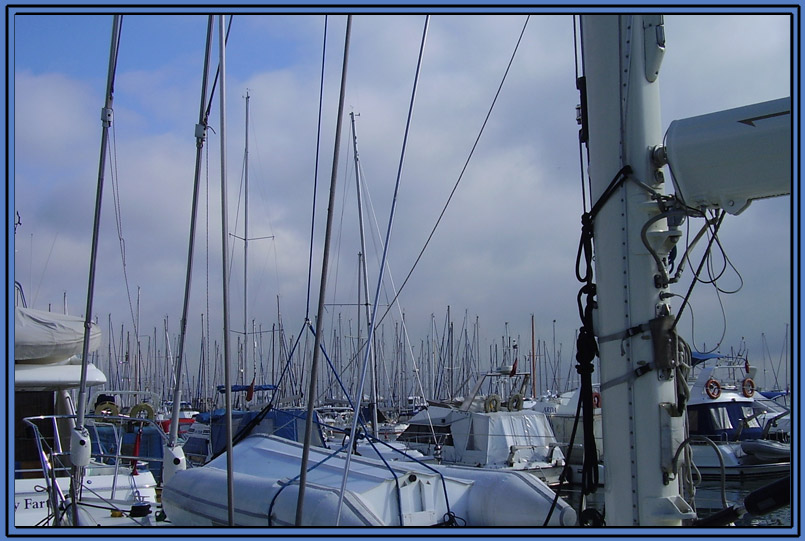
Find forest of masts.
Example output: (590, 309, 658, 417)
(91, 306, 584, 414)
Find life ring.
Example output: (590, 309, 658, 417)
(592, 392, 602, 409)
(705, 378, 721, 399)
(484, 394, 501, 413)
(507, 393, 524, 412)
(742, 378, 756, 398)
(95, 401, 119, 416)
(129, 402, 155, 421)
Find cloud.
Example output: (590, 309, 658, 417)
(12, 12, 793, 399)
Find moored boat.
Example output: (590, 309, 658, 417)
(686, 355, 790, 480)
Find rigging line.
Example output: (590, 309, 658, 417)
(32, 232, 58, 309)
(305, 15, 329, 319)
(573, 15, 590, 215)
(108, 119, 139, 340)
(204, 15, 234, 121)
(326, 139, 354, 330)
(353, 158, 430, 407)
(226, 147, 247, 282)
(374, 15, 531, 329)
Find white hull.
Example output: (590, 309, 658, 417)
(690, 441, 790, 480)
(15, 468, 160, 527)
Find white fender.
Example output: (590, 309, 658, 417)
(162, 444, 187, 483)
(70, 427, 91, 467)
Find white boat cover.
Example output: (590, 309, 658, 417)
(14, 306, 101, 364)
(404, 406, 563, 469)
(162, 434, 577, 527)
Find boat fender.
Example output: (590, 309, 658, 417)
(484, 394, 501, 413)
(742, 377, 756, 398)
(592, 392, 601, 409)
(95, 401, 120, 416)
(507, 393, 524, 411)
(705, 378, 721, 399)
(130, 402, 155, 421)
(70, 427, 92, 467)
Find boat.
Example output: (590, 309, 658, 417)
(14, 304, 165, 527)
(155, 400, 199, 439)
(180, 406, 325, 466)
(161, 432, 577, 526)
(685, 355, 791, 480)
(395, 370, 565, 484)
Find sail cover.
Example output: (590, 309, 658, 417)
(14, 306, 101, 364)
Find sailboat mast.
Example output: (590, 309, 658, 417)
(71, 14, 122, 526)
(580, 15, 691, 526)
(243, 90, 250, 387)
(217, 14, 236, 526)
(167, 15, 215, 448)
(297, 15, 353, 526)
(349, 111, 379, 435)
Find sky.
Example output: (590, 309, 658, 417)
(8, 7, 796, 398)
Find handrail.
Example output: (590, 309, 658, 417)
(20, 414, 169, 477)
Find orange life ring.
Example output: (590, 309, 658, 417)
(592, 392, 601, 409)
(705, 378, 721, 399)
(742, 378, 756, 398)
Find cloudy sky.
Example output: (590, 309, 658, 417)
(10, 8, 794, 396)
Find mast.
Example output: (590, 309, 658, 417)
(297, 14, 353, 525)
(531, 314, 536, 397)
(243, 90, 250, 389)
(349, 111, 379, 435)
(71, 14, 122, 526)
(217, 14, 236, 526)
(579, 15, 692, 526)
(166, 15, 214, 452)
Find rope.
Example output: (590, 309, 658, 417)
(109, 120, 139, 342)
(543, 384, 584, 525)
(305, 15, 328, 319)
(571, 166, 632, 495)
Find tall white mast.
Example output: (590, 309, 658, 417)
(580, 15, 693, 526)
(243, 90, 250, 388)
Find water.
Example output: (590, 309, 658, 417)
(559, 476, 791, 528)
(693, 478, 791, 527)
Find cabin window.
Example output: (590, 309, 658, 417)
(398, 424, 452, 446)
(741, 406, 761, 428)
(709, 407, 733, 431)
